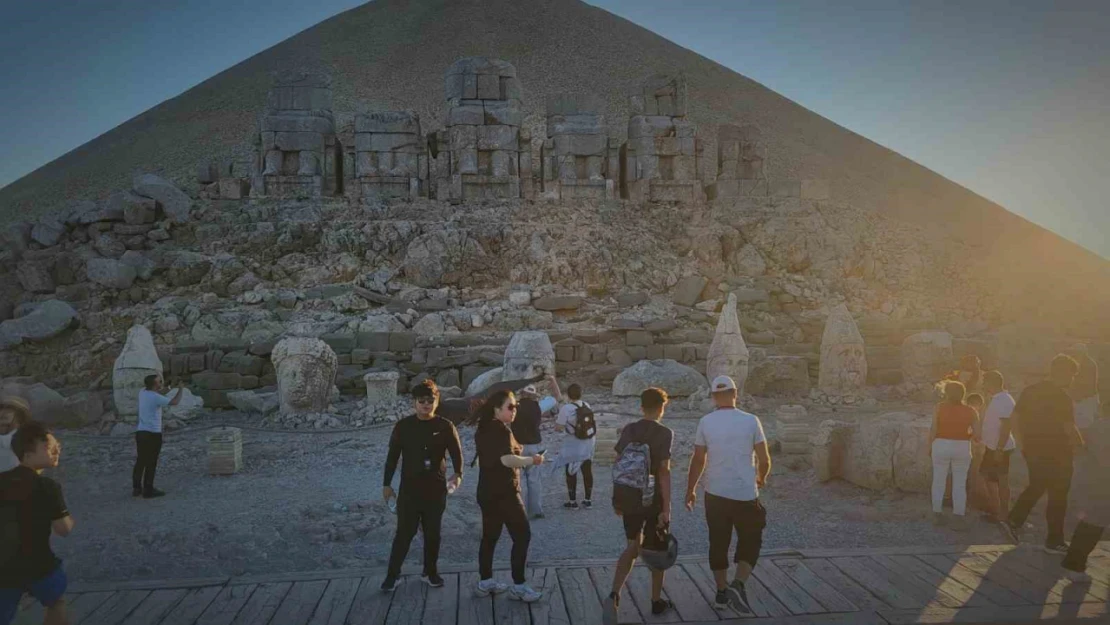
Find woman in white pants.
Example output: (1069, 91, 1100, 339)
(930, 381, 978, 526)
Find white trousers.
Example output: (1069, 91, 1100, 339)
(932, 439, 972, 515)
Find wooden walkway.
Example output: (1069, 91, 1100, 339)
(15, 543, 1110, 625)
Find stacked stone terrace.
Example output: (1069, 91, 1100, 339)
(254, 71, 342, 198)
(540, 94, 618, 200)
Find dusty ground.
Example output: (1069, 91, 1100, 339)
(45, 398, 1060, 584)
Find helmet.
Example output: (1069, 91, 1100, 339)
(639, 531, 679, 571)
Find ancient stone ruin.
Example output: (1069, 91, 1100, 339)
(113, 325, 162, 421)
(818, 304, 868, 397)
(255, 71, 342, 198)
(620, 74, 708, 203)
(271, 337, 338, 415)
(541, 94, 617, 200)
(706, 124, 767, 200)
(707, 293, 750, 393)
(351, 112, 427, 200)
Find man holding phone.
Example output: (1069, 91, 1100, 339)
(513, 380, 555, 519)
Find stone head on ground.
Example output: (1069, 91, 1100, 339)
(271, 337, 339, 415)
(817, 303, 867, 397)
(707, 294, 749, 394)
(503, 331, 555, 384)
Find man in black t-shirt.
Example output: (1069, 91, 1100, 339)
(1, 421, 76, 625)
(380, 380, 463, 592)
(603, 388, 675, 623)
(1003, 355, 1086, 553)
(513, 384, 549, 519)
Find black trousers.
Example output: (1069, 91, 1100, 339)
(386, 494, 446, 578)
(1063, 520, 1105, 573)
(1008, 453, 1073, 545)
(132, 432, 163, 492)
(479, 494, 531, 584)
(705, 493, 766, 571)
(566, 459, 593, 500)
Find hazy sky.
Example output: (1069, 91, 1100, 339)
(1, 0, 1107, 257)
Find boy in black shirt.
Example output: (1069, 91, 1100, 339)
(380, 380, 463, 592)
(604, 388, 675, 623)
(1, 421, 75, 625)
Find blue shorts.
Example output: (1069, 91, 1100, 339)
(0, 567, 67, 625)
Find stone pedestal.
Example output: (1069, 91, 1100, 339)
(364, 371, 400, 406)
(593, 426, 620, 466)
(207, 427, 243, 475)
(775, 405, 809, 455)
(113, 325, 163, 423)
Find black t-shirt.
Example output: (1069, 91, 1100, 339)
(0, 466, 68, 585)
(615, 419, 674, 506)
(475, 420, 522, 503)
(1015, 381, 1076, 458)
(511, 399, 543, 445)
(383, 415, 463, 499)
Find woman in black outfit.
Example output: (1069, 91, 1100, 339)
(472, 390, 544, 602)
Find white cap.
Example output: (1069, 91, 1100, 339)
(710, 375, 737, 392)
(521, 385, 538, 395)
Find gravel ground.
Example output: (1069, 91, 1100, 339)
(47, 403, 1045, 583)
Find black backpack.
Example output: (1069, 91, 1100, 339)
(572, 403, 597, 440)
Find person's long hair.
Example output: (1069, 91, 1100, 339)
(469, 389, 513, 428)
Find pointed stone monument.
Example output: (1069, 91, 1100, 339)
(818, 304, 868, 396)
(113, 325, 163, 422)
(706, 293, 750, 394)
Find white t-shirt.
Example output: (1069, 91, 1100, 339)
(137, 389, 172, 433)
(556, 401, 595, 464)
(694, 408, 767, 501)
(982, 391, 1017, 451)
(0, 430, 17, 472)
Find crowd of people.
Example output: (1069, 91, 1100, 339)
(0, 344, 1104, 625)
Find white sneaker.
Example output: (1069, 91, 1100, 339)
(509, 583, 542, 603)
(475, 579, 509, 596)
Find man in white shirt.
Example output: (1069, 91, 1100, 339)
(0, 396, 32, 472)
(134, 375, 185, 499)
(980, 370, 1017, 523)
(685, 376, 770, 616)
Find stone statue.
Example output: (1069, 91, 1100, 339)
(818, 304, 868, 396)
(352, 111, 428, 200)
(503, 331, 555, 381)
(706, 293, 750, 393)
(255, 71, 341, 197)
(541, 93, 616, 200)
(113, 325, 163, 422)
(271, 337, 338, 415)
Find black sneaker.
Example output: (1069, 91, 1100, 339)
(564, 501, 579, 509)
(727, 579, 753, 615)
(651, 599, 675, 615)
(132, 487, 142, 497)
(1044, 541, 1069, 555)
(142, 489, 166, 499)
(422, 573, 444, 588)
(582, 500, 593, 509)
(713, 589, 730, 610)
(380, 576, 399, 592)
(999, 520, 1021, 544)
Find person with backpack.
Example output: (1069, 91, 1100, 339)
(0, 397, 32, 473)
(1, 421, 76, 625)
(472, 390, 544, 602)
(685, 376, 770, 615)
(555, 383, 597, 509)
(603, 388, 676, 625)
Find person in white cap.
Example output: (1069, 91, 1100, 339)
(513, 381, 557, 519)
(684, 375, 770, 615)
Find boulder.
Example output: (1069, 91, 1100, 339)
(74, 199, 124, 224)
(165, 388, 205, 420)
(466, 367, 503, 396)
(191, 315, 241, 343)
(533, 295, 583, 311)
(241, 320, 285, 344)
(0, 382, 66, 426)
(672, 276, 708, 307)
(0, 300, 79, 350)
(612, 359, 707, 397)
(818, 304, 868, 396)
(412, 313, 447, 336)
(86, 258, 137, 289)
(271, 337, 338, 415)
(133, 173, 192, 223)
(108, 190, 158, 225)
(812, 412, 932, 492)
(2, 221, 32, 254)
(61, 391, 105, 427)
(228, 390, 280, 415)
(707, 293, 749, 393)
(901, 331, 953, 384)
(17, 262, 55, 294)
(503, 331, 555, 380)
(745, 356, 810, 396)
(401, 229, 485, 288)
(119, 250, 155, 281)
(30, 217, 66, 247)
(168, 252, 212, 286)
(113, 325, 164, 420)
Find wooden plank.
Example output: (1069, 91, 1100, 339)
(555, 568, 604, 625)
(421, 574, 459, 625)
(875, 555, 993, 608)
(195, 585, 257, 625)
(272, 580, 329, 625)
(865, 555, 968, 609)
(915, 554, 1028, 607)
(772, 558, 857, 613)
(65, 592, 119, 625)
(626, 566, 681, 624)
(1003, 548, 1110, 602)
(657, 564, 718, 622)
(753, 559, 827, 615)
(688, 561, 790, 618)
(230, 582, 292, 625)
(384, 578, 426, 625)
(586, 568, 639, 621)
(345, 578, 393, 625)
(529, 568, 570, 625)
(797, 544, 1015, 559)
(491, 568, 526, 625)
(973, 552, 1072, 603)
(120, 588, 189, 625)
(306, 578, 360, 625)
(879, 602, 1110, 624)
(941, 554, 1053, 605)
(159, 586, 225, 625)
(69, 577, 231, 594)
(82, 590, 151, 625)
(828, 557, 922, 610)
(457, 571, 493, 625)
(802, 558, 892, 612)
(1082, 557, 1110, 586)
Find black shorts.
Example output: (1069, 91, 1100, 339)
(622, 506, 667, 550)
(979, 449, 1012, 482)
(705, 493, 766, 571)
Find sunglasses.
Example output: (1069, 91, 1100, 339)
(505, 403, 518, 411)
(416, 397, 437, 404)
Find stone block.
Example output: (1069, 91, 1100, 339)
(337, 354, 352, 366)
(672, 276, 708, 307)
(274, 131, 325, 152)
(663, 345, 685, 361)
(435, 369, 461, 388)
(477, 125, 518, 151)
(351, 349, 371, 365)
(218, 178, 249, 200)
(483, 101, 523, 126)
(447, 105, 484, 126)
(192, 371, 243, 391)
(262, 114, 334, 134)
(626, 330, 653, 347)
(389, 332, 416, 352)
(188, 352, 206, 373)
(547, 114, 604, 136)
(355, 111, 419, 134)
(533, 295, 583, 311)
(364, 371, 400, 405)
(616, 292, 649, 308)
(320, 333, 355, 353)
(553, 134, 607, 156)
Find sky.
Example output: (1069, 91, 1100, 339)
(1, 0, 1107, 257)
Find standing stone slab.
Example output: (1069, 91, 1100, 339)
(113, 325, 163, 421)
(364, 371, 400, 406)
(707, 293, 750, 393)
(207, 427, 243, 475)
(271, 337, 338, 415)
(818, 304, 868, 396)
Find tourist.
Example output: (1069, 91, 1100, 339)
(473, 390, 543, 602)
(979, 371, 1017, 523)
(955, 354, 984, 396)
(0, 396, 32, 473)
(380, 380, 463, 592)
(0, 421, 76, 625)
(133, 375, 185, 499)
(1002, 354, 1086, 553)
(1068, 344, 1099, 433)
(513, 376, 560, 520)
(555, 383, 596, 509)
(1061, 402, 1109, 578)
(685, 376, 769, 615)
(929, 381, 976, 527)
(603, 388, 675, 625)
